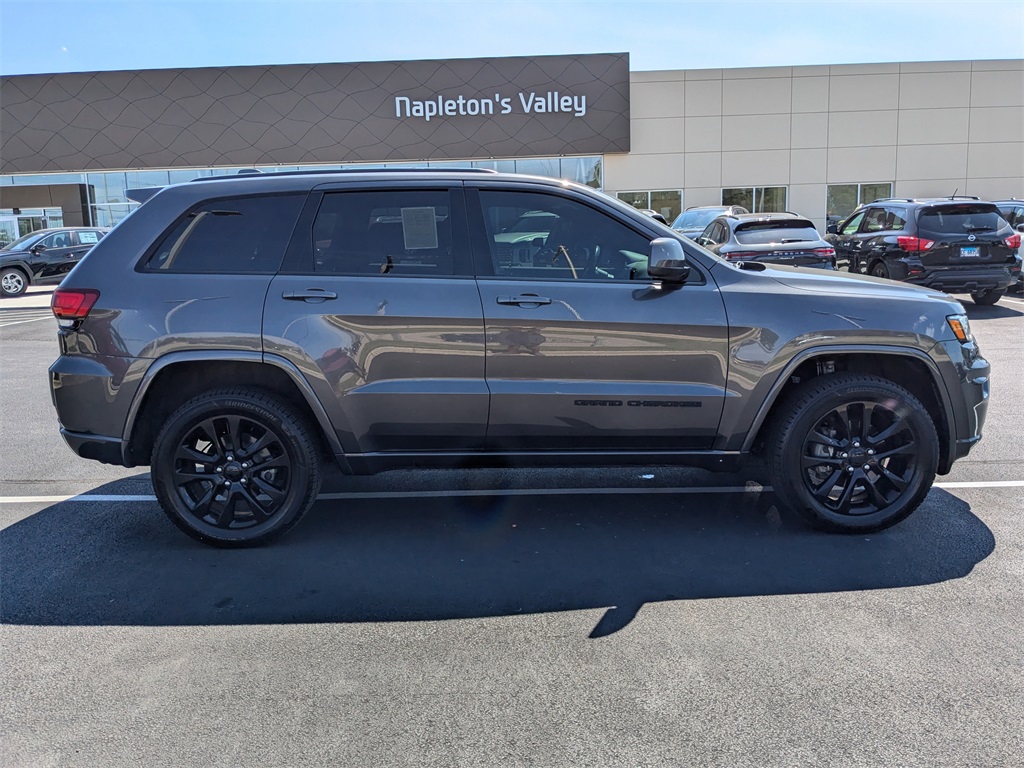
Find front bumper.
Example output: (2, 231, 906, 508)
(934, 339, 990, 471)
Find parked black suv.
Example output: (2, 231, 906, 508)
(827, 198, 1021, 305)
(695, 212, 836, 270)
(0, 227, 109, 297)
(49, 170, 989, 546)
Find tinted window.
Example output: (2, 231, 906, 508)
(312, 190, 455, 276)
(735, 222, 821, 245)
(479, 190, 651, 281)
(672, 208, 722, 230)
(146, 194, 304, 273)
(918, 205, 1006, 235)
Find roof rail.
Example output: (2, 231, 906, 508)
(867, 198, 914, 204)
(190, 167, 499, 183)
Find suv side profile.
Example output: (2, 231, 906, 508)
(0, 227, 109, 297)
(827, 197, 1022, 305)
(50, 170, 989, 547)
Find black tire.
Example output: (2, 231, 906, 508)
(0, 267, 29, 297)
(970, 288, 1005, 306)
(151, 389, 322, 547)
(768, 373, 938, 533)
(870, 261, 890, 279)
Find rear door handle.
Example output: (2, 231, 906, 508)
(497, 294, 552, 306)
(282, 289, 338, 302)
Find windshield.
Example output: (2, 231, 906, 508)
(672, 209, 723, 230)
(919, 205, 1005, 234)
(4, 231, 47, 250)
(735, 222, 820, 245)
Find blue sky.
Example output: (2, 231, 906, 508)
(1, 0, 1022, 76)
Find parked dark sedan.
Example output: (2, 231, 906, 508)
(695, 213, 836, 269)
(0, 227, 109, 297)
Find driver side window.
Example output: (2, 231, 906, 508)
(478, 190, 651, 281)
(841, 212, 866, 235)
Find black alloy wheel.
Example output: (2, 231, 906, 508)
(870, 262, 890, 279)
(770, 373, 938, 533)
(152, 389, 321, 546)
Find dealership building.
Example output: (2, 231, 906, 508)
(1, 53, 1021, 244)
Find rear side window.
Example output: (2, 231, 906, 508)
(735, 221, 820, 244)
(145, 194, 304, 273)
(312, 190, 455, 276)
(918, 205, 1006, 235)
(77, 230, 100, 245)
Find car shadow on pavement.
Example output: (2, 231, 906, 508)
(0, 476, 994, 637)
(964, 302, 1022, 319)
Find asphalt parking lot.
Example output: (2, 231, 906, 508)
(1, 285, 1022, 767)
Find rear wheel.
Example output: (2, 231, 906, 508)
(769, 373, 938, 533)
(0, 267, 28, 297)
(970, 288, 1005, 306)
(152, 389, 322, 547)
(870, 262, 890, 279)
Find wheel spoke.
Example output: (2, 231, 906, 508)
(878, 464, 909, 492)
(875, 443, 916, 461)
(802, 454, 842, 469)
(812, 469, 843, 499)
(835, 404, 856, 442)
(174, 467, 216, 481)
(175, 444, 215, 466)
(210, 492, 237, 528)
(240, 430, 274, 459)
(194, 418, 225, 461)
(808, 429, 843, 449)
(252, 476, 287, 504)
(834, 472, 859, 513)
(225, 415, 245, 455)
(240, 486, 272, 523)
(189, 485, 216, 517)
(859, 402, 879, 440)
(867, 416, 908, 447)
(862, 472, 890, 509)
(256, 454, 290, 471)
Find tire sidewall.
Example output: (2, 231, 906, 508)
(152, 393, 316, 546)
(776, 380, 938, 533)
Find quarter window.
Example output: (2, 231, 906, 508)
(145, 194, 304, 273)
(479, 190, 651, 282)
(311, 190, 456, 276)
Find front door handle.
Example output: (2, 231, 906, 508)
(497, 294, 552, 306)
(282, 288, 338, 302)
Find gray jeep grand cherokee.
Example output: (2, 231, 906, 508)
(49, 170, 990, 546)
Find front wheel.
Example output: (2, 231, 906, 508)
(769, 374, 938, 533)
(970, 288, 1005, 306)
(0, 267, 28, 297)
(152, 389, 322, 547)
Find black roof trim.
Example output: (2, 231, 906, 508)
(190, 167, 499, 183)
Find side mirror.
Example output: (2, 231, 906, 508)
(30, 244, 47, 253)
(648, 238, 691, 283)
(826, 224, 839, 235)
(1016, 223, 1024, 233)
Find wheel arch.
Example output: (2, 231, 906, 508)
(123, 351, 345, 468)
(743, 345, 956, 473)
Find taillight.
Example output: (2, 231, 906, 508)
(812, 247, 835, 257)
(1005, 233, 1021, 249)
(896, 236, 935, 252)
(51, 288, 100, 328)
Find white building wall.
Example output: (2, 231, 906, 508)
(605, 59, 1024, 228)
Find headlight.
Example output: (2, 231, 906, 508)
(946, 313, 972, 343)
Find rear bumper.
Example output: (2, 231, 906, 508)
(59, 428, 126, 466)
(909, 261, 1021, 293)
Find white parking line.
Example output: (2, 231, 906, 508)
(0, 480, 1020, 504)
(1001, 297, 1024, 306)
(0, 316, 53, 328)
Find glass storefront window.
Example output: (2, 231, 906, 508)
(617, 191, 649, 209)
(827, 182, 893, 222)
(91, 204, 137, 227)
(650, 190, 682, 222)
(722, 188, 754, 211)
(514, 158, 561, 178)
(723, 187, 787, 213)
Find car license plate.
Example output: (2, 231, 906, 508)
(960, 246, 980, 258)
